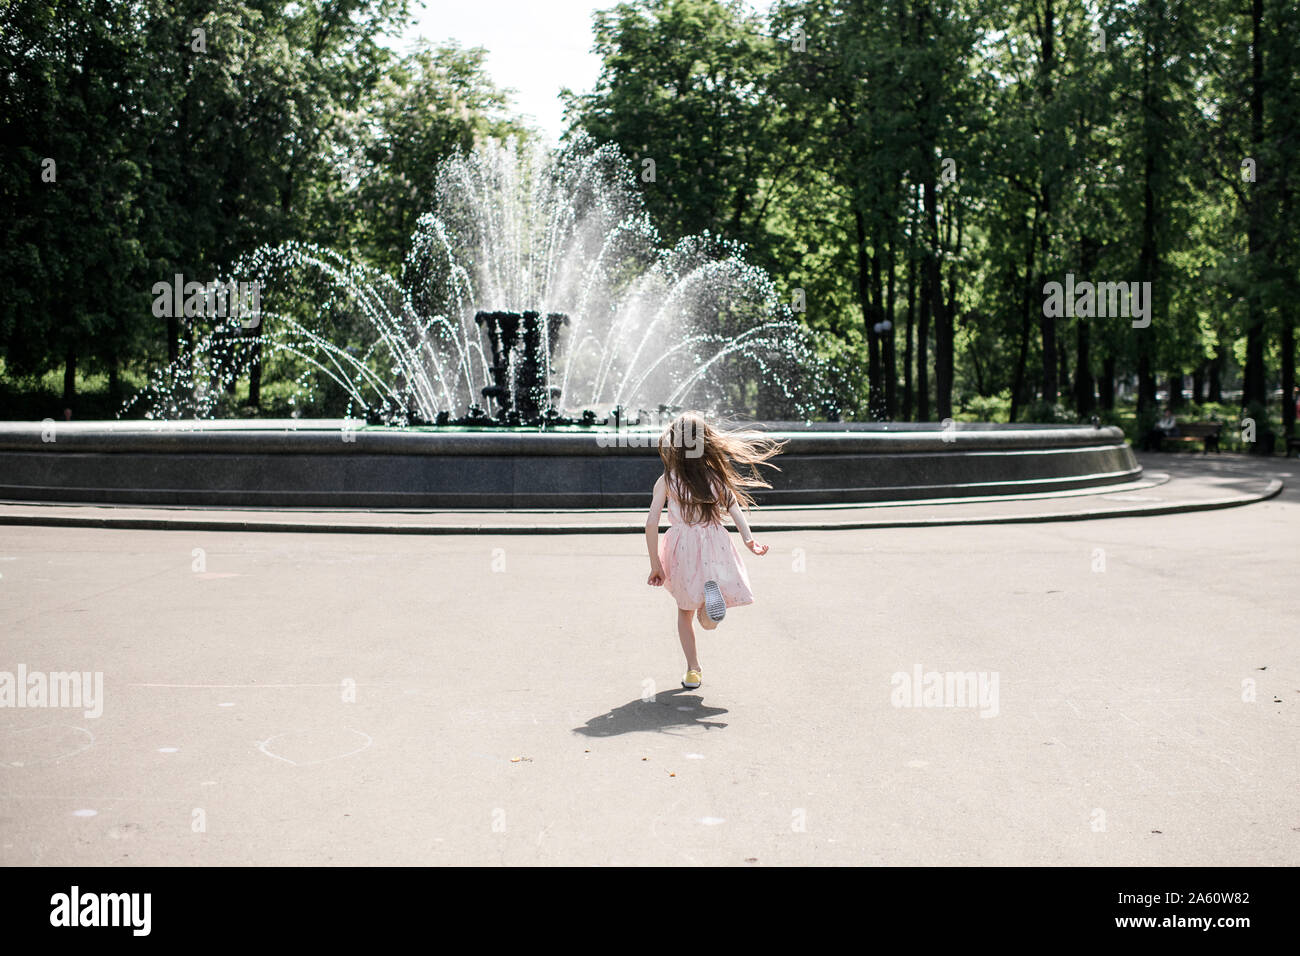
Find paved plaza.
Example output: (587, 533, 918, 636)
(1, 453, 1296, 865)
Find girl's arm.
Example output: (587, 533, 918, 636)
(727, 491, 769, 555)
(645, 474, 668, 585)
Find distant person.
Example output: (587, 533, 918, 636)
(63, 407, 72, 421)
(644, 412, 782, 690)
(1144, 406, 1178, 450)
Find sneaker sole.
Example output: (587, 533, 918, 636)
(703, 581, 726, 622)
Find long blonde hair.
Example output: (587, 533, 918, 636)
(658, 411, 785, 525)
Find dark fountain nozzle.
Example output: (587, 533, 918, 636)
(474, 310, 568, 425)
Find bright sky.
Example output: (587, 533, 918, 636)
(392, 0, 610, 144)
(392, 0, 771, 144)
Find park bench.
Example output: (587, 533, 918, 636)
(1162, 420, 1221, 454)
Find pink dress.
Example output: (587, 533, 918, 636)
(658, 479, 755, 612)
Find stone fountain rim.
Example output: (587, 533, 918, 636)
(0, 419, 1131, 457)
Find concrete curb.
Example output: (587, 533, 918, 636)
(0, 479, 1281, 535)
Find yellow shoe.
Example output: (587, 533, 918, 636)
(682, 668, 702, 689)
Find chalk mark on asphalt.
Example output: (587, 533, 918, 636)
(0, 724, 94, 769)
(256, 727, 373, 766)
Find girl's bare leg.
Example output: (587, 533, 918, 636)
(696, 606, 718, 631)
(676, 608, 700, 671)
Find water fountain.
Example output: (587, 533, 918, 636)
(115, 135, 822, 426)
(0, 136, 1139, 507)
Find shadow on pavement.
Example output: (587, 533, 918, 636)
(573, 687, 729, 737)
(1136, 451, 1297, 499)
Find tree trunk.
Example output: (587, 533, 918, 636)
(1036, 0, 1057, 406)
(1137, 348, 1156, 412)
(967, 313, 986, 396)
(1208, 346, 1224, 403)
(1072, 312, 1091, 415)
(1167, 373, 1183, 412)
(1058, 338, 1070, 407)
(1136, 8, 1163, 416)
(885, 238, 897, 419)
(940, 199, 962, 421)
(62, 342, 76, 414)
(854, 208, 881, 420)
(1009, 215, 1037, 423)
(927, 177, 952, 421)
(917, 269, 931, 422)
(248, 338, 262, 409)
(904, 252, 916, 421)
(869, 247, 885, 419)
(1074, 236, 1098, 415)
(1075, 319, 1093, 415)
(108, 314, 125, 411)
(1242, 0, 1268, 411)
(1138, 184, 1159, 413)
(1283, 317, 1296, 437)
(1098, 354, 1115, 410)
(167, 313, 179, 365)
(1038, 248, 1056, 404)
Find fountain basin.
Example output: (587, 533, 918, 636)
(0, 420, 1139, 508)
